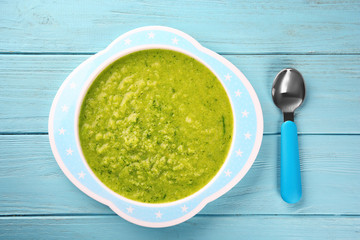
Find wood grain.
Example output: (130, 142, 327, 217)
(1, 0, 359, 53)
(0, 215, 359, 240)
(1, 135, 359, 216)
(1, 0, 360, 237)
(1, 54, 359, 134)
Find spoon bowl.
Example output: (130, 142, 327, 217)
(272, 68, 305, 120)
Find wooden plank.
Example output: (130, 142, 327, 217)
(1, 0, 360, 53)
(0, 135, 359, 216)
(0, 215, 359, 239)
(0, 55, 83, 133)
(1, 55, 359, 133)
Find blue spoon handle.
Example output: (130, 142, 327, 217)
(281, 121, 302, 203)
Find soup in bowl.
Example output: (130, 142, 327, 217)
(77, 48, 234, 204)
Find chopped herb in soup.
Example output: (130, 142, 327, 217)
(79, 49, 233, 203)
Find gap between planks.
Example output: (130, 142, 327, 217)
(1, 132, 360, 136)
(1, 52, 360, 56)
(0, 213, 359, 219)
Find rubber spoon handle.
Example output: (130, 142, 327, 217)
(281, 121, 302, 203)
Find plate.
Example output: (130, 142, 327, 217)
(48, 26, 263, 228)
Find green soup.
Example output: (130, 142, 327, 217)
(79, 49, 233, 203)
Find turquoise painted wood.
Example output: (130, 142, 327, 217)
(1, 135, 359, 215)
(1, 0, 360, 54)
(1, 55, 360, 134)
(1, 216, 359, 240)
(1, 0, 360, 238)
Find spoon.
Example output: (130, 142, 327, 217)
(272, 68, 305, 203)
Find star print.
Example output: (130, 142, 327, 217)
(61, 105, 69, 112)
(225, 73, 232, 81)
(235, 90, 242, 97)
(236, 149, 243, 157)
(242, 110, 249, 117)
(78, 171, 85, 179)
(70, 82, 76, 89)
(155, 211, 162, 219)
(66, 148, 73, 155)
(124, 38, 132, 45)
(244, 132, 252, 140)
(224, 169, 232, 177)
(172, 37, 179, 44)
(126, 206, 134, 214)
(58, 128, 66, 135)
(181, 205, 188, 212)
(148, 32, 155, 39)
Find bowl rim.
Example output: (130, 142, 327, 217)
(48, 26, 264, 228)
(74, 45, 237, 207)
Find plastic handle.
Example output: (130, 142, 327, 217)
(281, 121, 302, 203)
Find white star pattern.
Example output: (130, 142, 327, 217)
(236, 149, 243, 157)
(61, 105, 69, 112)
(155, 211, 162, 219)
(148, 32, 155, 39)
(126, 206, 134, 214)
(242, 110, 249, 117)
(244, 132, 252, 140)
(172, 37, 179, 44)
(181, 205, 188, 213)
(70, 82, 76, 89)
(235, 90, 242, 97)
(66, 147, 73, 155)
(58, 128, 66, 135)
(224, 73, 232, 81)
(124, 38, 132, 45)
(78, 171, 85, 179)
(224, 169, 232, 177)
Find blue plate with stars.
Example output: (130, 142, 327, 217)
(48, 26, 263, 228)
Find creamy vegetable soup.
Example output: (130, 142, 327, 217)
(79, 49, 233, 203)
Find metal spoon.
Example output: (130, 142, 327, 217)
(272, 68, 305, 203)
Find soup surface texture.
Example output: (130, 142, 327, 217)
(79, 49, 233, 203)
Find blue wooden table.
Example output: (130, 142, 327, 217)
(1, 1, 359, 239)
